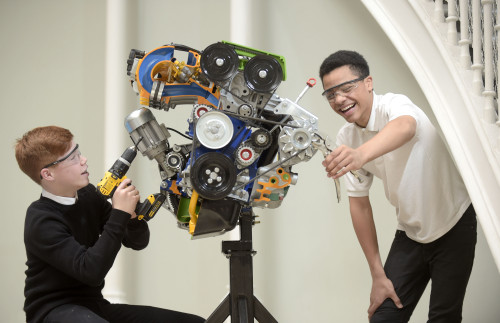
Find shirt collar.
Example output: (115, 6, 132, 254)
(42, 189, 78, 205)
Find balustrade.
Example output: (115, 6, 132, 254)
(433, 0, 499, 130)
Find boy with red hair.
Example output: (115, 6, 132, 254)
(15, 126, 203, 323)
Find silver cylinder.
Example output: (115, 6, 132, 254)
(124, 107, 170, 161)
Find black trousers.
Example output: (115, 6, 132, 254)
(43, 303, 205, 323)
(370, 204, 477, 323)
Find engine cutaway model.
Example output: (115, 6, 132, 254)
(125, 41, 331, 238)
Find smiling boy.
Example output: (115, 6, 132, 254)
(319, 51, 476, 322)
(15, 126, 204, 323)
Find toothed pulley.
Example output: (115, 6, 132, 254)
(193, 104, 212, 119)
(200, 43, 239, 82)
(244, 55, 283, 93)
(190, 152, 237, 200)
(235, 145, 257, 167)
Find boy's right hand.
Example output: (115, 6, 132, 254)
(111, 178, 140, 218)
(368, 275, 403, 319)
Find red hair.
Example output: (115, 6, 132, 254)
(15, 126, 73, 185)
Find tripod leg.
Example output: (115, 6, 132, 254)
(205, 295, 230, 323)
(254, 296, 278, 323)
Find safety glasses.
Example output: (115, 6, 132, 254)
(41, 144, 81, 170)
(322, 76, 366, 102)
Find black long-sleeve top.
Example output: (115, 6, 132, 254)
(23, 184, 150, 323)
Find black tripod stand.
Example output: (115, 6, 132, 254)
(206, 209, 278, 323)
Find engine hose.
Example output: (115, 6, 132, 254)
(188, 190, 200, 235)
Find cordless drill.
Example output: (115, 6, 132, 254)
(97, 145, 137, 198)
(96, 145, 165, 221)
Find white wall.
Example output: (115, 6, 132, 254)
(2, 0, 499, 322)
(1, 2, 108, 322)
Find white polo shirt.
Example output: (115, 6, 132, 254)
(336, 92, 471, 243)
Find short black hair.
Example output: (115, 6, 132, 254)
(319, 50, 370, 82)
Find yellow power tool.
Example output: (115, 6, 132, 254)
(97, 145, 165, 221)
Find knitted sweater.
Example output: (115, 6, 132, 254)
(23, 184, 150, 323)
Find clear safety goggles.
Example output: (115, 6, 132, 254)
(41, 144, 81, 170)
(322, 76, 366, 102)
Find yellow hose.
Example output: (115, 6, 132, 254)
(188, 190, 199, 235)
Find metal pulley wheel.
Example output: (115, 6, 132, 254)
(250, 129, 273, 150)
(237, 104, 256, 117)
(165, 151, 185, 172)
(200, 43, 239, 82)
(244, 55, 283, 93)
(190, 152, 237, 200)
(278, 123, 315, 165)
(195, 110, 234, 149)
(290, 127, 312, 150)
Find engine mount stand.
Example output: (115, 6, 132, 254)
(206, 209, 278, 323)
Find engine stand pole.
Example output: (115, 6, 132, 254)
(205, 209, 277, 323)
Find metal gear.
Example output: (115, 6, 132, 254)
(193, 104, 212, 119)
(235, 145, 258, 167)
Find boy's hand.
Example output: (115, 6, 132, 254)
(322, 145, 365, 179)
(368, 275, 403, 319)
(111, 179, 140, 219)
